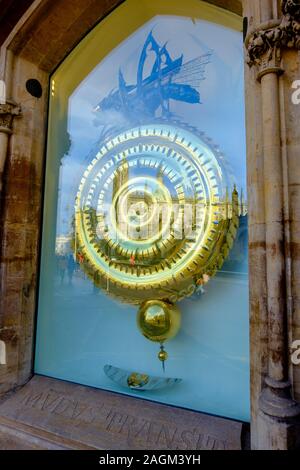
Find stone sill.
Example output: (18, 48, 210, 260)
(0, 375, 244, 450)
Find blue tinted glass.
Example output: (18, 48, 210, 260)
(35, 4, 249, 422)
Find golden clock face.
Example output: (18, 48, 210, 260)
(75, 123, 239, 305)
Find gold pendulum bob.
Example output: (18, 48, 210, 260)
(137, 300, 181, 371)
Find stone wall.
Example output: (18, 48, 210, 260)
(0, 0, 300, 449)
(244, 0, 300, 449)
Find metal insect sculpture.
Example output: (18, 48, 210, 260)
(94, 32, 212, 121)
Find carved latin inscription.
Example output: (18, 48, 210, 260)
(21, 389, 228, 450)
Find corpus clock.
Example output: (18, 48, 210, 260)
(75, 123, 239, 367)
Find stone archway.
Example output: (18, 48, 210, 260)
(0, 0, 300, 450)
(0, 0, 242, 400)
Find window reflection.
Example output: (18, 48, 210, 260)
(36, 11, 249, 422)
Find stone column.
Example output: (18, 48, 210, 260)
(0, 63, 21, 391)
(244, 0, 300, 449)
(0, 100, 21, 192)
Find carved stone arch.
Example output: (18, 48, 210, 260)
(3, 0, 299, 451)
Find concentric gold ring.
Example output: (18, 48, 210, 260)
(75, 124, 239, 304)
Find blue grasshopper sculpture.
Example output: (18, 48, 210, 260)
(95, 32, 212, 122)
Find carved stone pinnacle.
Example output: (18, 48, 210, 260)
(0, 100, 21, 134)
(246, 0, 300, 68)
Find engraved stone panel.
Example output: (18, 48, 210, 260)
(0, 376, 242, 450)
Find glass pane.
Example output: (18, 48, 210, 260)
(35, 0, 249, 422)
